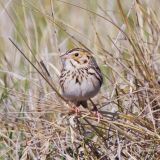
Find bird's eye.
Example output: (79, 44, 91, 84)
(74, 53, 79, 57)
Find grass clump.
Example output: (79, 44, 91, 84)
(0, 0, 160, 159)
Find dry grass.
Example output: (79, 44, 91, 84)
(0, 0, 160, 159)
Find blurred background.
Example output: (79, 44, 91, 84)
(0, 0, 160, 159)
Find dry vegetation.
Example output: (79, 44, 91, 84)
(0, 0, 160, 159)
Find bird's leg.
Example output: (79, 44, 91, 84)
(73, 106, 80, 115)
(89, 99, 102, 122)
(68, 102, 81, 115)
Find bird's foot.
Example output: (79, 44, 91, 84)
(69, 105, 81, 115)
(91, 110, 102, 123)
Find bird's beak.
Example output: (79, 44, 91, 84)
(60, 54, 68, 59)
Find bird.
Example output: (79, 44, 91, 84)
(59, 48, 103, 114)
